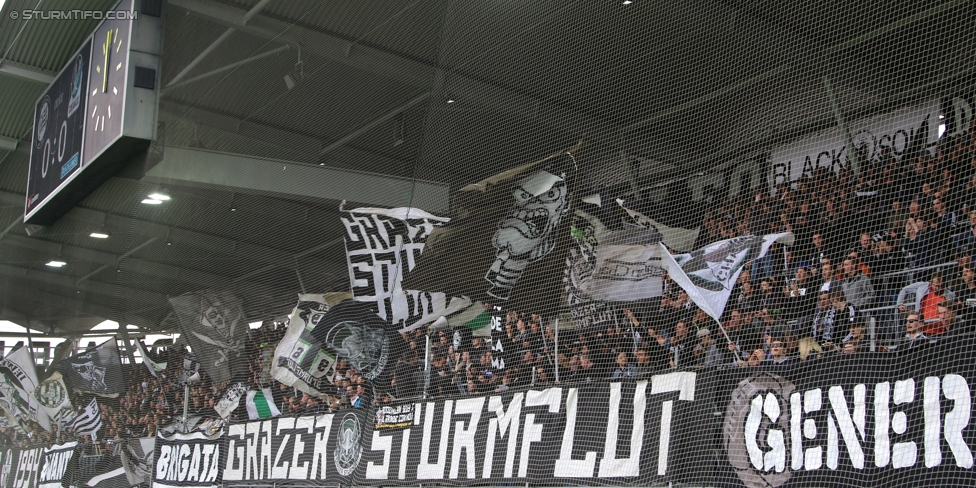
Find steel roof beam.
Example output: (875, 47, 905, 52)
(0, 191, 335, 272)
(0, 282, 158, 330)
(167, 0, 609, 138)
(0, 61, 55, 85)
(0, 262, 167, 306)
(145, 145, 451, 212)
(2, 233, 296, 301)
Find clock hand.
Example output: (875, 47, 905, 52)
(102, 31, 111, 93)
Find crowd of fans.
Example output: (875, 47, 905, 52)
(4, 124, 976, 450)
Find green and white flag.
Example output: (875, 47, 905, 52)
(660, 232, 794, 323)
(435, 301, 492, 354)
(246, 388, 281, 420)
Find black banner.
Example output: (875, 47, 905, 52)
(221, 410, 370, 484)
(710, 340, 976, 487)
(357, 373, 702, 485)
(154, 431, 224, 488)
(37, 442, 77, 488)
(169, 290, 250, 385)
(10, 339, 976, 488)
(5, 447, 42, 488)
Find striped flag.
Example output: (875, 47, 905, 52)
(245, 388, 281, 420)
(72, 398, 102, 440)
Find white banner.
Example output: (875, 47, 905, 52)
(769, 100, 940, 189)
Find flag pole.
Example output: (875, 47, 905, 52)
(182, 383, 190, 433)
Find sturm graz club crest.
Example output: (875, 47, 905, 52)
(334, 413, 363, 476)
(34, 376, 66, 409)
(724, 372, 796, 488)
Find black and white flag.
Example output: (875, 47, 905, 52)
(34, 371, 74, 426)
(213, 382, 246, 420)
(134, 340, 166, 378)
(71, 398, 102, 440)
(566, 198, 666, 306)
(342, 206, 470, 333)
(59, 338, 125, 397)
(0, 345, 52, 431)
(119, 437, 155, 486)
(661, 232, 795, 322)
(82, 446, 127, 488)
(404, 143, 582, 315)
(272, 299, 393, 397)
(169, 290, 249, 385)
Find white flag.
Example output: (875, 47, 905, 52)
(0, 346, 52, 431)
(134, 340, 166, 377)
(660, 233, 795, 323)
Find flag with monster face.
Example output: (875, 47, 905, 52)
(403, 142, 582, 315)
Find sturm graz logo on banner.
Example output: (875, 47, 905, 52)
(724, 373, 795, 488)
(722, 367, 976, 488)
(335, 413, 363, 476)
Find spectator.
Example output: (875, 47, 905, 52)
(897, 271, 956, 335)
(957, 265, 976, 324)
(937, 300, 965, 337)
(823, 289, 858, 345)
(820, 261, 839, 293)
(797, 337, 823, 361)
(693, 329, 722, 367)
(895, 312, 937, 350)
(841, 256, 876, 309)
(784, 267, 817, 320)
(610, 352, 637, 379)
(809, 292, 833, 343)
(764, 337, 794, 366)
(808, 231, 832, 267)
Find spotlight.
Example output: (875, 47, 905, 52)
(148, 188, 171, 201)
(89, 232, 109, 239)
(45, 261, 67, 267)
(446, 99, 456, 104)
(622, 0, 633, 4)
(141, 198, 162, 205)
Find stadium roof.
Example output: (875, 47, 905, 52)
(0, 0, 974, 338)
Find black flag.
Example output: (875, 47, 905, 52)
(168, 290, 249, 384)
(59, 339, 125, 397)
(403, 142, 582, 315)
(272, 300, 395, 398)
